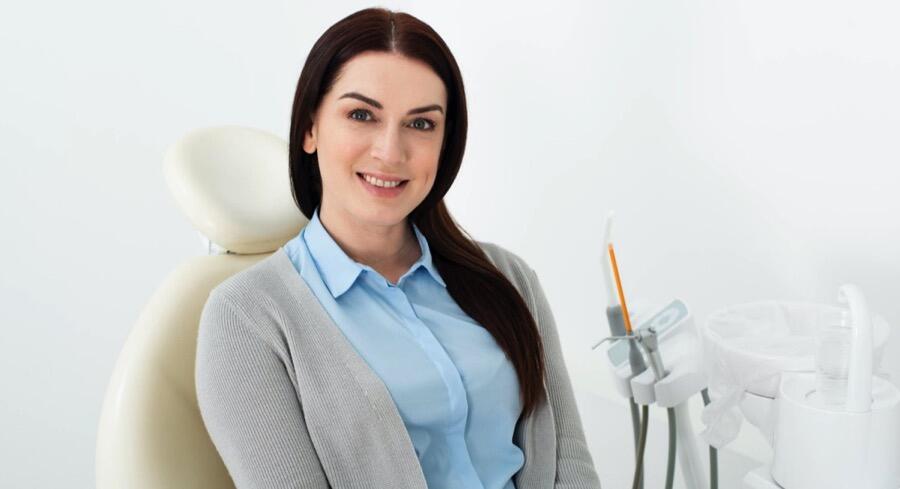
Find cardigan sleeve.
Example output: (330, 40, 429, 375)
(525, 265, 603, 489)
(195, 289, 330, 489)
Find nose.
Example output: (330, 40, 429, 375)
(370, 123, 406, 165)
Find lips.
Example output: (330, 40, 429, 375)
(357, 172, 409, 197)
(356, 172, 409, 184)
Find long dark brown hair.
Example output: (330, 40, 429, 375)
(288, 7, 546, 418)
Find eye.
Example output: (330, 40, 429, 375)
(410, 118, 437, 131)
(348, 108, 373, 122)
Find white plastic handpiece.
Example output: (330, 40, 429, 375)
(600, 211, 617, 306)
(837, 284, 873, 412)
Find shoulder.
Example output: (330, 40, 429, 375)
(198, 251, 299, 353)
(204, 251, 291, 317)
(475, 240, 534, 275)
(474, 240, 539, 300)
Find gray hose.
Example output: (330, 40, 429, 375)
(632, 404, 649, 489)
(701, 389, 718, 489)
(611, 305, 646, 489)
(665, 407, 676, 489)
(629, 398, 644, 489)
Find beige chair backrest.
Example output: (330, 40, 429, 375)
(95, 126, 308, 488)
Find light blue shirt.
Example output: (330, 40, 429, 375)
(283, 207, 524, 489)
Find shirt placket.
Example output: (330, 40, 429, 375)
(383, 279, 470, 431)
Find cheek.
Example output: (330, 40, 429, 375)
(413, 153, 441, 187)
(319, 125, 369, 167)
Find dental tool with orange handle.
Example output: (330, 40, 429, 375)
(608, 242, 634, 335)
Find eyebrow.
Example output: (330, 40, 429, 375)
(338, 91, 444, 115)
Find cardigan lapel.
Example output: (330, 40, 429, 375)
(273, 248, 429, 489)
(479, 246, 557, 489)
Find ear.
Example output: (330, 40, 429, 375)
(302, 115, 317, 154)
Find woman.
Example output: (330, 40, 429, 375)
(196, 7, 602, 489)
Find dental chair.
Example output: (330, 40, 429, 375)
(95, 126, 307, 488)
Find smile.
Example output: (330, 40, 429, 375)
(357, 172, 409, 198)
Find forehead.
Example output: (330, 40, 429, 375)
(329, 51, 447, 108)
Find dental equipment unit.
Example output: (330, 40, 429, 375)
(593, 212, 900, 489)
(593, 213, 714, 489)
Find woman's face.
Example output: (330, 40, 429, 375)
(303, 51, 448, 229)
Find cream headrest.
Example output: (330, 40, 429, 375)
(163, 126, 308, 254)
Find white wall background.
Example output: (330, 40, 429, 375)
(2, 0, 898, 487)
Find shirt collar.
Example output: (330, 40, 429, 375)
(302, 207, 447, 298)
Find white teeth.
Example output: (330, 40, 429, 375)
(362, 173, 403, 188)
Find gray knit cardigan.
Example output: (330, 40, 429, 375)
(195, 240, 603, 489)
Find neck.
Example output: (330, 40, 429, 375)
(318, 205, 421, 270)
